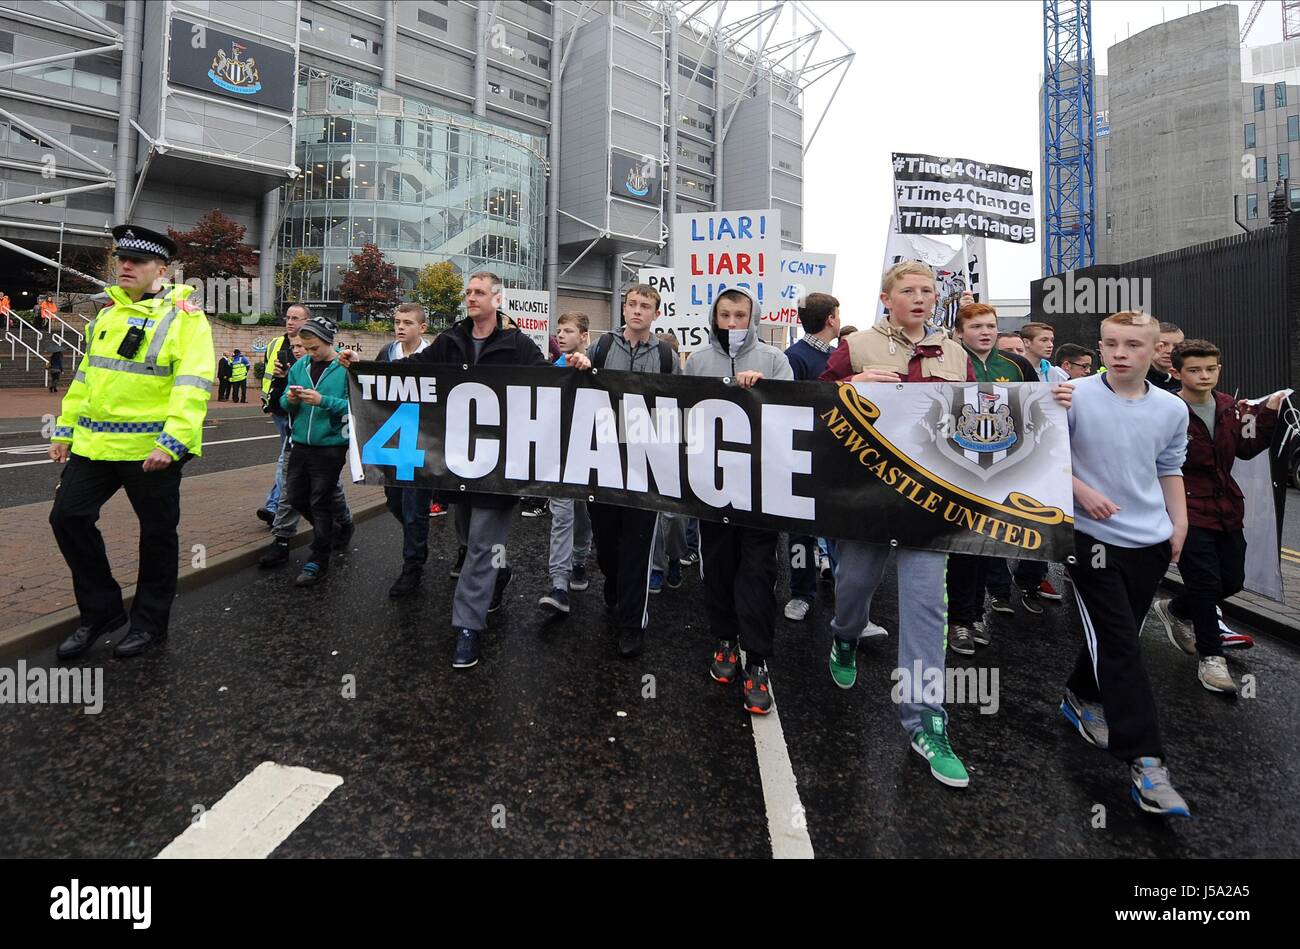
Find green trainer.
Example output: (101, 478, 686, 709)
(829, 636, 858, 689)
(910, 712, 970, 788)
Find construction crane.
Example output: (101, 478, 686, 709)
(1042, 0, 1095, 276)
(1242, 0, 1266, 42)
(1285, 0, 1300, 40)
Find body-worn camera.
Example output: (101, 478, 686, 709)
(117, 325, 146, 359)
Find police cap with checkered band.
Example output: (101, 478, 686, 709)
(110, 224, 178, 264)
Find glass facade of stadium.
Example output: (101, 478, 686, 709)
(280, 68, 547, 320)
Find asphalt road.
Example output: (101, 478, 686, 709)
(0, 411, 281, 509)
(2, 511, 1297, 858)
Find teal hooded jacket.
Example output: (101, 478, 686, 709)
(279, 355, 350, 447)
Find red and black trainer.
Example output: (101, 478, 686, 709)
(743, 664, 773, 715)
(710, 641, 739, 684)
(1038, 579, 1064, 601)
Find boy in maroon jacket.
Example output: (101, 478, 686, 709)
(1151, 339, 1284, 694)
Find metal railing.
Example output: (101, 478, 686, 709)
(3, 330, 50, 373)
(49, 312, 85, 360)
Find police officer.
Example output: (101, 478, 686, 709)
(48, 224, 215, 660)
(229, 348, 249, 402)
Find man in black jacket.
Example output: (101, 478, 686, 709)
(340, 271, 548, 669)
(1146, 322, 1184, 393)
(217, 352, 232, 401)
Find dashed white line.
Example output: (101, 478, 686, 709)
(156, 762, 343, 859)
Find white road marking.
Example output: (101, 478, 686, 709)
(0, 434, 279, 469)
(156, 762, 342, 859)
(751, 701, 816, 859)
(739, 648, 815, 859)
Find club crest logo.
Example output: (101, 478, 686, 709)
(208, 42, 261, 96)
(624, 165, 650, 198)
(931, 384, 1038, 481)
(954, 391, 1017, 453)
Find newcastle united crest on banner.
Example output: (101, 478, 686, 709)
(208, 42, 262, 96)
(930, 384, 1048, 481)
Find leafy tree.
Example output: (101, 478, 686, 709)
(167, 209, 258, 283)
(337, 243, 400, 321)
(276, 251, 321, 304)
(411, 261, 464, 329)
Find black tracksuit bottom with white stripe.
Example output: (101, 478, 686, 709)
(1066, 530, 1171, 762)
(700, 522, 778, 662)
(589, 503, 658, 633)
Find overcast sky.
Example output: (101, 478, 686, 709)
(798, 0, 1280, 325)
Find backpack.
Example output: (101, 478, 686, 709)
(589, 332, 673, 374)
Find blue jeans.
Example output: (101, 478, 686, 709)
(265, 414, 292, 512)
(384, 486, 434, 564)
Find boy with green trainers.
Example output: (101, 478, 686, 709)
(818, 262, 972, 786)
(819, 262, 1073, 787)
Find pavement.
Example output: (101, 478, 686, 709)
(0, 390, 389, 656)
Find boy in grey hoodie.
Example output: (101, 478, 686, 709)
(684, 286, 793, 714)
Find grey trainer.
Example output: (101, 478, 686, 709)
(1152, 598, 1196, 655)
(1130, 757, 1191, 816)
(1060, 687, 1109, 750)
(1197, 655, 1238, 694)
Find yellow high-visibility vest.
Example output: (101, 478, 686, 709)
(53, 283, 214, 460)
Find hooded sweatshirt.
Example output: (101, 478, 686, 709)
(683, 285, 794, 382)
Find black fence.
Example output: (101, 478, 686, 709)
(1028, 215, 1298, 399)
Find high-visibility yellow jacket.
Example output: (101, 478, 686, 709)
(53, 283, 214, 461)
(261, 334, 287, 395)
(229, 359, 248, 383)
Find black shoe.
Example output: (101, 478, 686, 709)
(258, 538, 291, 568)
(452, 628, 480, 668)
(389, 562, 423, 598)
(114, 628, 167, 659)
(539, 587, 570, 614)
(570, 563, 590, 592)
(949, 625, 976, 655)
(520, 501, 549, 518)
(256, 507, 274, 526)
(332, 520, 355, 552)
(450, 545, 467, 579)
(57, 613, 127, 661)
(488, 565, 513, 613)
(1018, 586, 1044, 615)
(618, 626, 645, 658)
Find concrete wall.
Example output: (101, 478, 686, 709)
(1104, 5, 1242, 261)
(557, 14, 609, 249)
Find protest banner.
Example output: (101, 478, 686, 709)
(348, 363, 1076, 562)
(1232, 391, 1298, 601)
(763, 252, 837, 326)
(892, 152, 1036, 244)
(673, 209, 781, 322)
(501, 288, 550, 355)
(639, 266, 708, 353)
